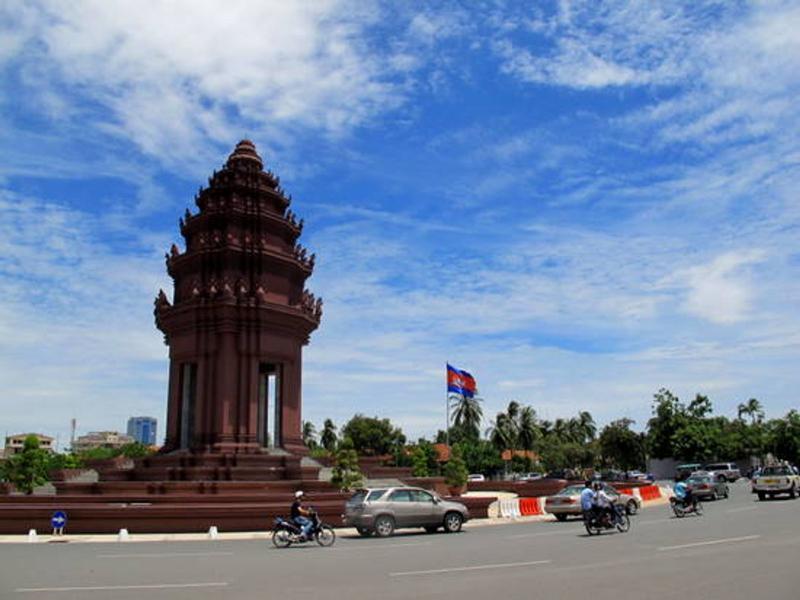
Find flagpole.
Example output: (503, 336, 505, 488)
(445, 362, 449, 448)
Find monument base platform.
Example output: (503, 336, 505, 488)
(0, 492, 495, 534)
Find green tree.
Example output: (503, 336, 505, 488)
(320, 419, 338, 453)
(646, 388, 685, 459)
(75, 447, 118, 461)
(302, 421, 318, 450)
(410, 445, 432, 477)
(331, 441, 364, 491)
(450, 395, 483, 441)
(119, 442, 154, 459)
(341, 414, 406, 456)
(768, 410, 800, 465)
(46, 452, 84, 470)
(487, 412, 516, 452)
(574, 411, 597, 444)
(455, 439, 503, 477)
(737, 398, 764, 425)
(599, 418, 645, 471)
(517, 406, 540, 451)
(1, 435, 50, 494)
(443, 446, 468, 489)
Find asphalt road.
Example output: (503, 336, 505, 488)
(1, 480, 798, 600)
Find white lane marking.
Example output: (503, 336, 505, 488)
(335, 542, 432, 551)
(15, 582, 228, 593)
(658, 535, 760, 551)
(97, 551, 234, 559)
(390, 560, 551, 577)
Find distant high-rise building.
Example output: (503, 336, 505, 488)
(126, 417, 157, 446)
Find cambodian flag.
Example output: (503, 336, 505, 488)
(447, 363, 477, 398)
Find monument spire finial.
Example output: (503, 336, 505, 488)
(226, 139, 263, 169)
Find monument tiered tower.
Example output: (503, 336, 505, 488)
(155, 140, 321, 456)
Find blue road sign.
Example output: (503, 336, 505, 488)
(51, 511, 67, 529)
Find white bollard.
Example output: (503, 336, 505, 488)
(208, 526, 219, 540)
(28, 529, 38, 543)
(117, 528, 130, 542)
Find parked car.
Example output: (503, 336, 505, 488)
(343, 487, 470, 537)
(519, 472, 543, 481)
(626, 471, 655, 482)
(685, 472, 729, 500)
(467, 474, 485, 482)
(702, 462, 741, 482)
(545, 483, 641, 521)
(600, 469, 626, 482)
(752, 465, 799, 500)
(675, 463, 702, 481)
(546, 469, 579, 480)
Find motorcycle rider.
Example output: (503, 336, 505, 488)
(291, 490, 313, 540)
(580, 480, 597, 521)
(673, 480, 696, 510)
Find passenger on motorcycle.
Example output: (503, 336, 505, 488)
(592, 481, 617, 524)
(291, 490, 313, 540)
(673, 480, 696, 510)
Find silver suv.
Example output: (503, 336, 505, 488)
(343, 487, 470, 537)
(703, 462, 741, 482)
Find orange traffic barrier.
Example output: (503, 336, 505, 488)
(639, 485, 661, 501)
(518, 497, 543, 516)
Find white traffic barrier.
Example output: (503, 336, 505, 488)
(208, 526, 219, 540)
(117, 528, 130, 542)
(27, 529, 38, 543)
(499, 498, 521, 518)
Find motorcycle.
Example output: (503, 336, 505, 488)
(584, 503, 630, 535)
(669, 496, 703, 518)
(272, 508, 336, 548)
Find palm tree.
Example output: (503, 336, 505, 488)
(737, 398, 764, 425)
(553, 418, 571, 443)
(451, 395, 483, 438)
(506, 400, 521, 424)
(577, 411, 596, 442)
(302, 421, 317, 449)
(487, 413, 516, 452)
(320, 419, 337, 452)
(518, 406, 539, 451)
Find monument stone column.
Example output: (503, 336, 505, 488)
(155, 140, 321, 455)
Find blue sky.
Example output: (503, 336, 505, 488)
(1, 1, 798, 448)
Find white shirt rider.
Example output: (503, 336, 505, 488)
(594, 488, 614, 508)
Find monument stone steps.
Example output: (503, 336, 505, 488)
(52, 478, 337, 496)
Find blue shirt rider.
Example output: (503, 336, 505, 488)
(673, 481, 695, 508)
(580, 481, 596, 515)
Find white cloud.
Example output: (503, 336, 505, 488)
(0, 190, 170, 442)
(494, 38, 640, 89)
(1, 0, 406, 169)
(671, 250, 767, 324)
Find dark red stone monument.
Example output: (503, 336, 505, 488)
(155, 140, 321, 456)
(0, 141, 497, 532)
